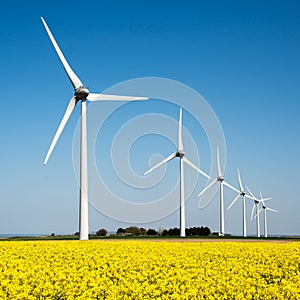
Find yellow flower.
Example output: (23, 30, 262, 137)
(0, 240, 299, 299)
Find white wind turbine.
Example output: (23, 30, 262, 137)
(144, 107, 210, 237)
(259, 191, 277, 238)
(246, 187, 271, 237)
(41, 17, 148, 240)
(198, 148, 237, 236)
(227, 169, 253, 237)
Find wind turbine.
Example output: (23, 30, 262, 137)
(246, 187, 271, 237)
(144, 107, 210, 237)
(259, 191, 277, 238)
(41, 18, 148, 240)
(198, 148, 237, 236)
(227, 169, 253, 237)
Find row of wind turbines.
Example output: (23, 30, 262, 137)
(144, 107, 278, 238)
(41, 18, 277, 240)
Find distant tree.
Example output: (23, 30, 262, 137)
(162, 229, 168, 236)
(73, 232, 79, 236)
(140, 228, 147, 235)
(168, 227, 180, 236)
(125, 226, 141, 236)
(199, 226, 205, 236)
(168, 228, 174, 236)
(195, 227, 201, 235)
(96, 228, 107, 236)
(155, 226, 211, 237)
(185, 227, 191, 236)
(188, 227, 199, 236)
(185, 226, 211, 236)
(116, 228, 126, 234)
(202, 226, 211, 236)
(51, 233, 55, 237)
(147, 228, 158, 236)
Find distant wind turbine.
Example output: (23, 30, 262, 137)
(246, 187, 271, 237)
(198, 148, 237, 236)
(144, 107, 210, 237)
(41, 17, 148, 240)
(227, 169, 253, 237)
(259, 191, 277, 238)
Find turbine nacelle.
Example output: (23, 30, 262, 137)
(176, 150, 185, 158)
(75, 87, 89, 100)
(218, 175, 224, 182)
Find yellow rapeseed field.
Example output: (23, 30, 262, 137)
(0, 240, 299, 299)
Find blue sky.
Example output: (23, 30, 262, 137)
(0, 1, 299, 236)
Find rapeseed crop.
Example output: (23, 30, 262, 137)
(0, 241, 299, 299)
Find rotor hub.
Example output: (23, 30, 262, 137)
(75, 86, 89, 100)
(176, 150, 185, 158)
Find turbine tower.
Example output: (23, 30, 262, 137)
(144, 107, 210, 237)
(246, 187, 271, 237)
(259, 191, 277, 237)
(198, 148, 237, 236)
(41, 18, 148, 240)
(227, 169, 252, 237)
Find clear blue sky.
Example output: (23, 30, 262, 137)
(0, 0, 299, 236)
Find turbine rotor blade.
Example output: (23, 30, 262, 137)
(183, 157, 210, 179)
(44, 96, 77, 165)
(259, 190, 272, 202)
(87, 93, 148, 101)
(41, 17, 83, 90)
(237, 169, 244, 192)
(247, 187, 271, 203)
(144, 152, 177, 176)
(260, 197, 272, 202)
(198, 178, 217, 197)
(254, 208, 262, 219)
(246, 186, 256, 200)
(245, 194, 254, 200)
(228, 193, 240, 210)
(250, 203, 256, 220)
(223, 180, 240, 194)
(266, 208, 278, 213)
(217, 147, 222, 178)
(178, 107, 183, 151)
